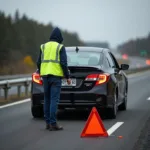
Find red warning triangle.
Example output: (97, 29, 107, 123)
(80, 107, 108, 137)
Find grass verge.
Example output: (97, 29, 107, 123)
(0, 93, 31, 106)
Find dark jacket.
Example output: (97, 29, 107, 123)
(36, 27, 70, 79)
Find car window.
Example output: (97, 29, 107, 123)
(106, 53, 116, 68)
(66, 51, 102, 66)
(103, 55, 110, 68)
(108, 52, 120, 68)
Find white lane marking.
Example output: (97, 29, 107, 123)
(107, 122, 124, 136)
(147, 97, 150, 100)
(0, 98, 30, 109)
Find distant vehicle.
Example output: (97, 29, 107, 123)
(31, 47, 129, 119)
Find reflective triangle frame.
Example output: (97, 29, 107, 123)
(80, 107, 108, 137)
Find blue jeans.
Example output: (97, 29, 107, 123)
(42, 76, 61, 125)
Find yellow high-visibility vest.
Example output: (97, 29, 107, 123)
(40, 41, 64, 77)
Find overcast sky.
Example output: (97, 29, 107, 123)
(0, 0, 150, 48)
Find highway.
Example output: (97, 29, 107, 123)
(128, 56, 147, 69)
(0, 71, 150, 150)
(0, 56, 148, 98)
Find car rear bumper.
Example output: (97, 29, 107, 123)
(59, 92, 107, 107)
(31, 92, 114, 109)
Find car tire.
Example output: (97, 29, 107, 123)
(118, 89, 127, 111)
(31, 106, 43, 118)
(106, 90, 118, 119)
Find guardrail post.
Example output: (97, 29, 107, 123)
(17, 85, 21, 98)
(3, 82, 11, 100)
(25, 80, 30, 96)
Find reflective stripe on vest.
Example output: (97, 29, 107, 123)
(40, 41, 64, 77)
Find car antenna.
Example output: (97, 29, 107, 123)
(75, 47, 79, 53)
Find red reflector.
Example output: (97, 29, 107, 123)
(122, 54, 128, 60)
(146, 59, 150, 65)
(85, 73, 110, 85)
(32, 73, 43, 85)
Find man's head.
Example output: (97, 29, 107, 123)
(49, 27, 63, 43)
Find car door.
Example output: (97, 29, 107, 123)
(106, 52, 124, 102)
(109, 52, 126, 101)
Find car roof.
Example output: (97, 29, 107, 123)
(65, 46, 110, 53)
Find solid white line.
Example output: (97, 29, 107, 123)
(0, 98, 30, 109)
(107, 122, 124, 136)
(147, 97, 150, 100)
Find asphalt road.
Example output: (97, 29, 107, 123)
(0, 71, 150, 150)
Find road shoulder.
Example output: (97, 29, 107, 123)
(132, 116, 150, 150)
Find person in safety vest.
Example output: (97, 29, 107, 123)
(36, 27, 71, 131)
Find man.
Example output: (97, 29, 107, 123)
(36, 27, 71, 131)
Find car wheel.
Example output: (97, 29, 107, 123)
(107, 91, 118, 119)
(118, 89, 127, 111)
(31, 106, 43, 118)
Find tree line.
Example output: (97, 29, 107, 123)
(117, 33, 150, 58)
(0, 9, 150, 75)
(0, 10, 84, 75)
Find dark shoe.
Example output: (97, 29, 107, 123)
(46, 124, 50, 130)
(49, 124, 63, 131)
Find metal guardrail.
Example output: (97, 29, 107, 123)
(0, 66, 150, 100)
(0, 77, 32, 100)
(125, 66, 150, 74)
(0, 74, 31, 81)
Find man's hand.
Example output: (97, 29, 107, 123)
(67, 78, 71, 85)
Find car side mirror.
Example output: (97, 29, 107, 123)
(120, 64, 129, 70)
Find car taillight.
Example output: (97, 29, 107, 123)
(32, 73, 43, 85)
(85, 73, 110, 85)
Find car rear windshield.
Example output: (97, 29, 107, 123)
(66, 51, 101, 66)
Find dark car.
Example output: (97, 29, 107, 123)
(31, 47, 129, 119)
